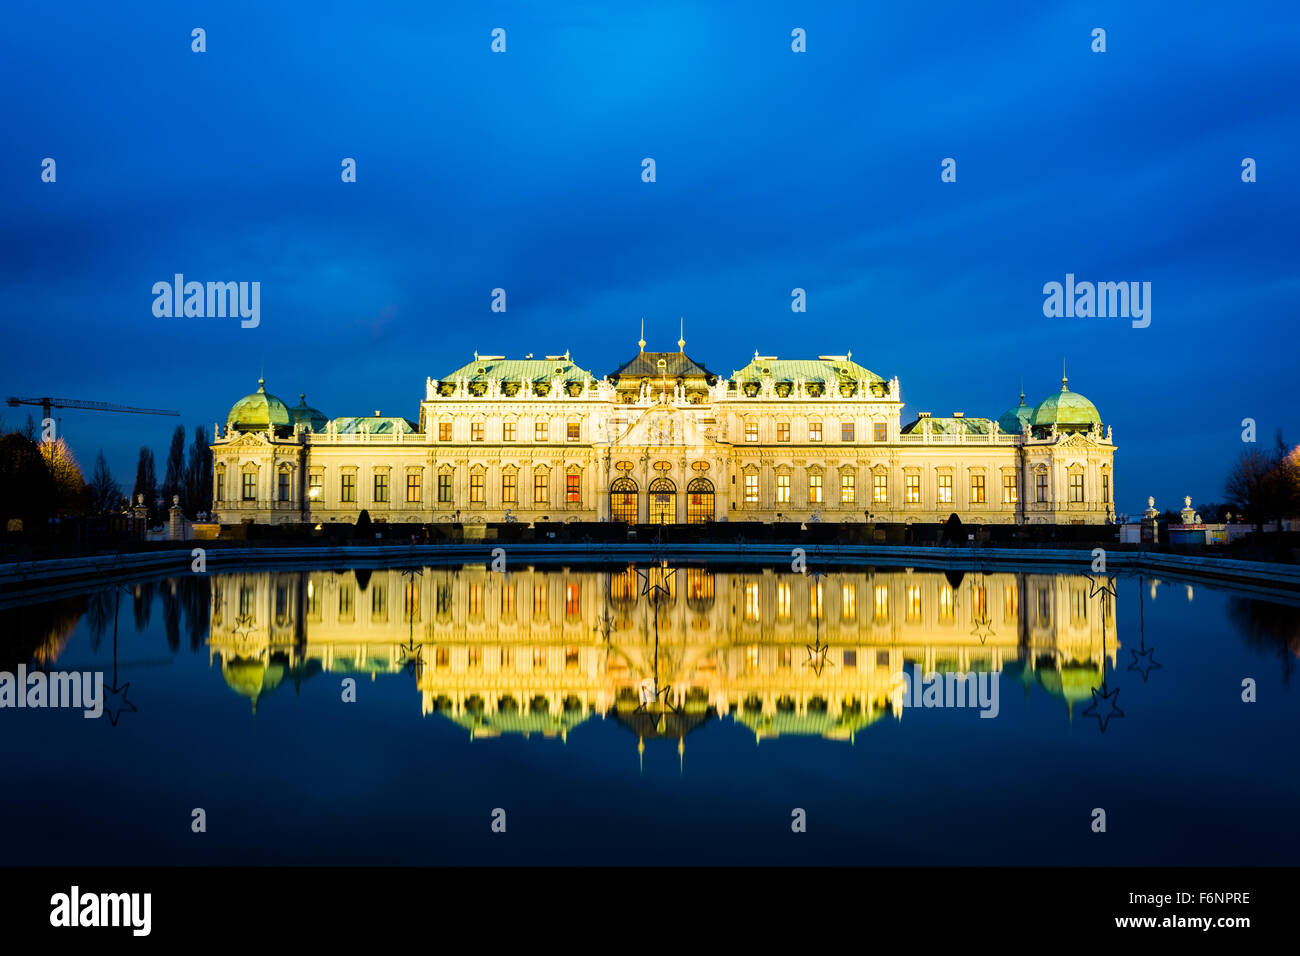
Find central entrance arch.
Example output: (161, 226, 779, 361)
(648, 477, 676, 525)
(610, 476, 638, 524)
(686, 476, 714, 524)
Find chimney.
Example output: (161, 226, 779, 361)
(952, 411, 964, 418)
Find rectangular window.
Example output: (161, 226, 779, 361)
(278, 471, 290, 502)
(809, 475, 823, 504)
(406, 473, 421, 503)
(308, 473, 322, 501)
(873, 474, 888, 503)
(745, 474, 760, 503)
(535, 421, 548, 442)
(905, 474, 920, 504)
(534, 474, 549, 504)
(776, 474, 790, 503)
(809, 422, 823, 442)
(1070, 473, 1084, 503)
(242, 473, 257, 501)
(567, 421, 580, 441)
(971, 474, 986, 503)
(502, 473, 517, 503)
(471, 422, 484, 442)
(371, 585, 387, 623)
(373, 473, 388, 503)
(439, 422, 452, 442)
(217, 473, 224, 501)
(1036, 473, 1048, 503)
(438, 474, 452, 503)
(745, 420, 758, 442)
(841, 473, 855, 504)
(566, 474, 580, 503)
(938, 474, 953, 504)
(841, 422, 855, 442)
(341, 473, 355, 502)
(873, 422, 887, 442)
(1103, 474, 1110, 503)
(470, 473, 485, 503)
(502, 421, 517, 442)
(777, 422, 790, 442)
(1003, 473, 1017, 504)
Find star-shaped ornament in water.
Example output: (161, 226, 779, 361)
(804, 641, 833, 677)
(1127, 645, 1161, 682)
(1081, 683, 1124, 734)
(398, 640, 424, 677)
(1087, 574, 1117, 600)
(103, 681, 137, 727)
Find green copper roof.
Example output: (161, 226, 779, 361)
(1031, 377, 1102, 429)
(730, 355, 886, 388)
(330, 416, 417, 435)
(228, 378, 293, 432)
(289, 393, 328, 432)
(439, 355, 597, 385)
(997, 395, 1033, 434)
(901, 416, 994, 435)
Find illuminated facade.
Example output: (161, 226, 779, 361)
(210, 342, 1117, 526)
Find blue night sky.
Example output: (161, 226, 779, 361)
(2, 0, 1297, 517)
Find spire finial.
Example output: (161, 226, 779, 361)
(1062, 359, 1068, 391)
(1020, 375, 1025, 405)
(638, 317, 646, 352)
(678, 316, 685, 352)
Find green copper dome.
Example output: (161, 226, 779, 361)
(289, 392, 328, 432)
(1031, 377, 1101, 431)
(997, 393, 1033, 434)
(228, 378, 293, 434)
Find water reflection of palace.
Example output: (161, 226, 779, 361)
(207, 567, 1118, 743)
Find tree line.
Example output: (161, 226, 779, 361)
(0, 414, 213, 530)
(1224, 433, 1300, 536)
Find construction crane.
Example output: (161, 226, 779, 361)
(7, 396, 180, 421)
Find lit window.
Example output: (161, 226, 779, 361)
(873, 422, 887, 442)
(535, 421, 548, 442)
(777, 582, 791, 619)
(745, 474, 759, 503)
(470, 473, 485, 503)
(776, 474, 790, 503)
(534, 473, 549, 504)
(567, 421, 580, 441)
(502, 473, 517, 503)
(242, 473, 257, 501)
(406, 473, 421, 503)
(439, 421, 452, 442)
(340, 473, 355, 502)
(938, 474, 953, 504)
(745, 420, 758, 442)
(1003, 474, 1017, 504)
(1070, 473, 1084, 502)
(842, 584, 856, 621)
(308, 473, 322, 501)
(809, 422, 822, 442)
(971, 474, 985, 503)
(373, 473, 388, 503)
(809, 475, 823, 504)
(567, 473, 581, 503)
(841, 422, 855, 442)
(841, 473, 855, 504)
(873, 474, 888, 503)
(906, 585, 921, 622)
(502, 421, 516, 442)
(471, 422, 484, 441)
(905, 474, 920, 504)
(777, 422, 790, 442)
(438, 474, 452, 503)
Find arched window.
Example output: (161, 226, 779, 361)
(686, 476, 714, 524)
(648, 477, 676, 525)
(610, 476, 638, 524)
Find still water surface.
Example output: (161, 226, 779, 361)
(2, 565, 1297, 865)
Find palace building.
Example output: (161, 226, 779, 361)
(210, 339, 1116, 526)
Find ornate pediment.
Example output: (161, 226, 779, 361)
(610, 405, 720, 450)
(225, 431, 273, 448)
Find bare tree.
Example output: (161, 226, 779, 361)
(89, 450, 123, 515)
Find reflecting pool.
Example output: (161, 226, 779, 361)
(2, 565, 1297, 865)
